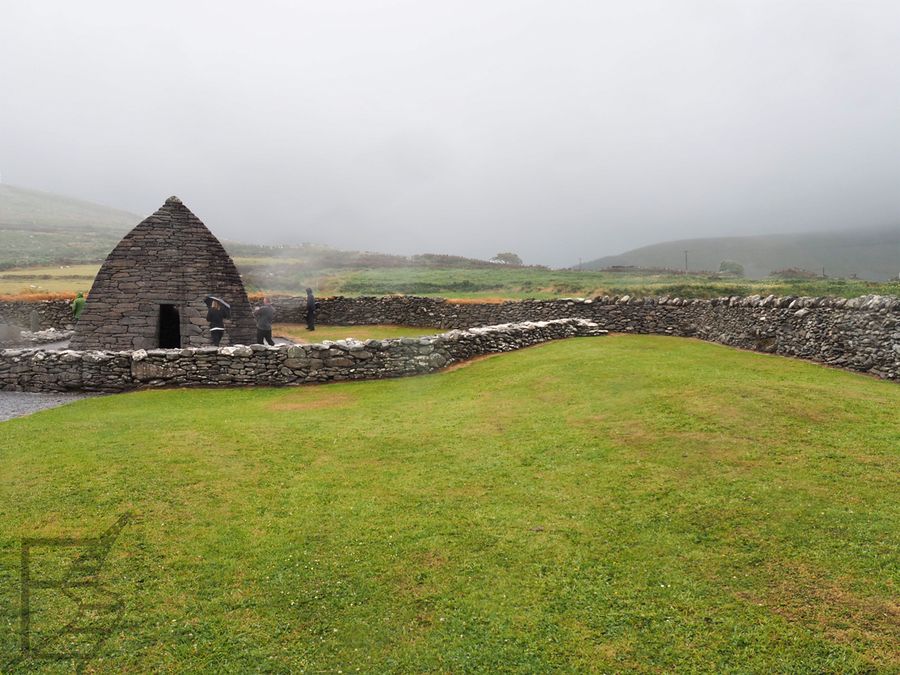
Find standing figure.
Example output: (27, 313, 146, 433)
(305, 288, 317, 331)
(71, 292, 86, 320)
(206, 299, 227, 346)
(253, 297, 276, 346)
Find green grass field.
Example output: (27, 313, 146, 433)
(239, 262, 900, 299)
(3, 261, 898, 300)
(1, 336, 897, 672)
(0, 263, 98, 295)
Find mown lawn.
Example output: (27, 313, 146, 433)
(0, 336, 898, 672)
(274, 324, 431, 344)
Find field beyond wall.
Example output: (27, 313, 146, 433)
(1, 261, 899, 300)
(1, 335, 897, 672)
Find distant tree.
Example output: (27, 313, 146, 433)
(770, 268, 818, 280)
(492, 252, 523, 265)
(718, 260, 745, 277)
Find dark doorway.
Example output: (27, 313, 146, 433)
(158, 304, 181, 348)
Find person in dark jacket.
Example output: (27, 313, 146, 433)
(305, 288, 317, 331)
(253, 297, 276, 345)
(207, 300, 227, 346)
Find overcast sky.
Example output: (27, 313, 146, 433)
(2, 1, 900, 266)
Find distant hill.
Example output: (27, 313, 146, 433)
(0, 184, 505, 271)
(0, 183, 142, 232)
(0, 184, 308, 268)
(583, 228, 900, 281)
(0, 185, 140, 268)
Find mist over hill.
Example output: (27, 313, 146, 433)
(0, 183, 142, 231)
(0, 184, 503, 270)
(0, 184, 139, 267)
(5, 182, 898, 281)
(583, 228, 900, 281)
(0, 184, 315, 266)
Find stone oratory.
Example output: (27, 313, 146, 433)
(70, 196, 255, 350)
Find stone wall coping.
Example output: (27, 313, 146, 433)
(265, 293, 899, 311)
(5, 292, 898, 317)
(0, 317, 600, 361)
(0, 317, 607, 393)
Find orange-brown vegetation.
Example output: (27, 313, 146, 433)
(0, 291, 78, 302)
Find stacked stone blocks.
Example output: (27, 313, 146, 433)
(0, 319, 605, 392)
(69, 196, 255, 350)
(3, 293, 898, 385)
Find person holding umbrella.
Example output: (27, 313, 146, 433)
(204, 295, 231, 346)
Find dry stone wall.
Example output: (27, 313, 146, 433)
(2, 293, 897, 382)
(70, 197, 256, 351)
(0, 300, 72, 331)
(270, 294, 899, 380)
(0, 319, 604, 393)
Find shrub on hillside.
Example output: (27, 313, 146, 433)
(719, 260, 745, 277)
(491, 252, 523, 265)
(770, 268, 820, 279)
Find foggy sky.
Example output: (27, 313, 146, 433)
(2, 0, 900, 266)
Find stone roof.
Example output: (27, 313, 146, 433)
(70, 197, 255, 350)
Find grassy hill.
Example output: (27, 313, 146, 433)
(0, 184, 506, 270)
(584, 228, 900, 281)
(0, 184, 139, 268)
(0, 185, 334, 268)
(1, 336, 897, 671)
(0, 184, 142, 232)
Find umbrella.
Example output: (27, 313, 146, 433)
(204, 295, 231, 309)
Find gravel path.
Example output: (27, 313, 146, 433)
(0, 391, 97, 422)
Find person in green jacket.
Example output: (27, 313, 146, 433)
(71, 292, 85, 320)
